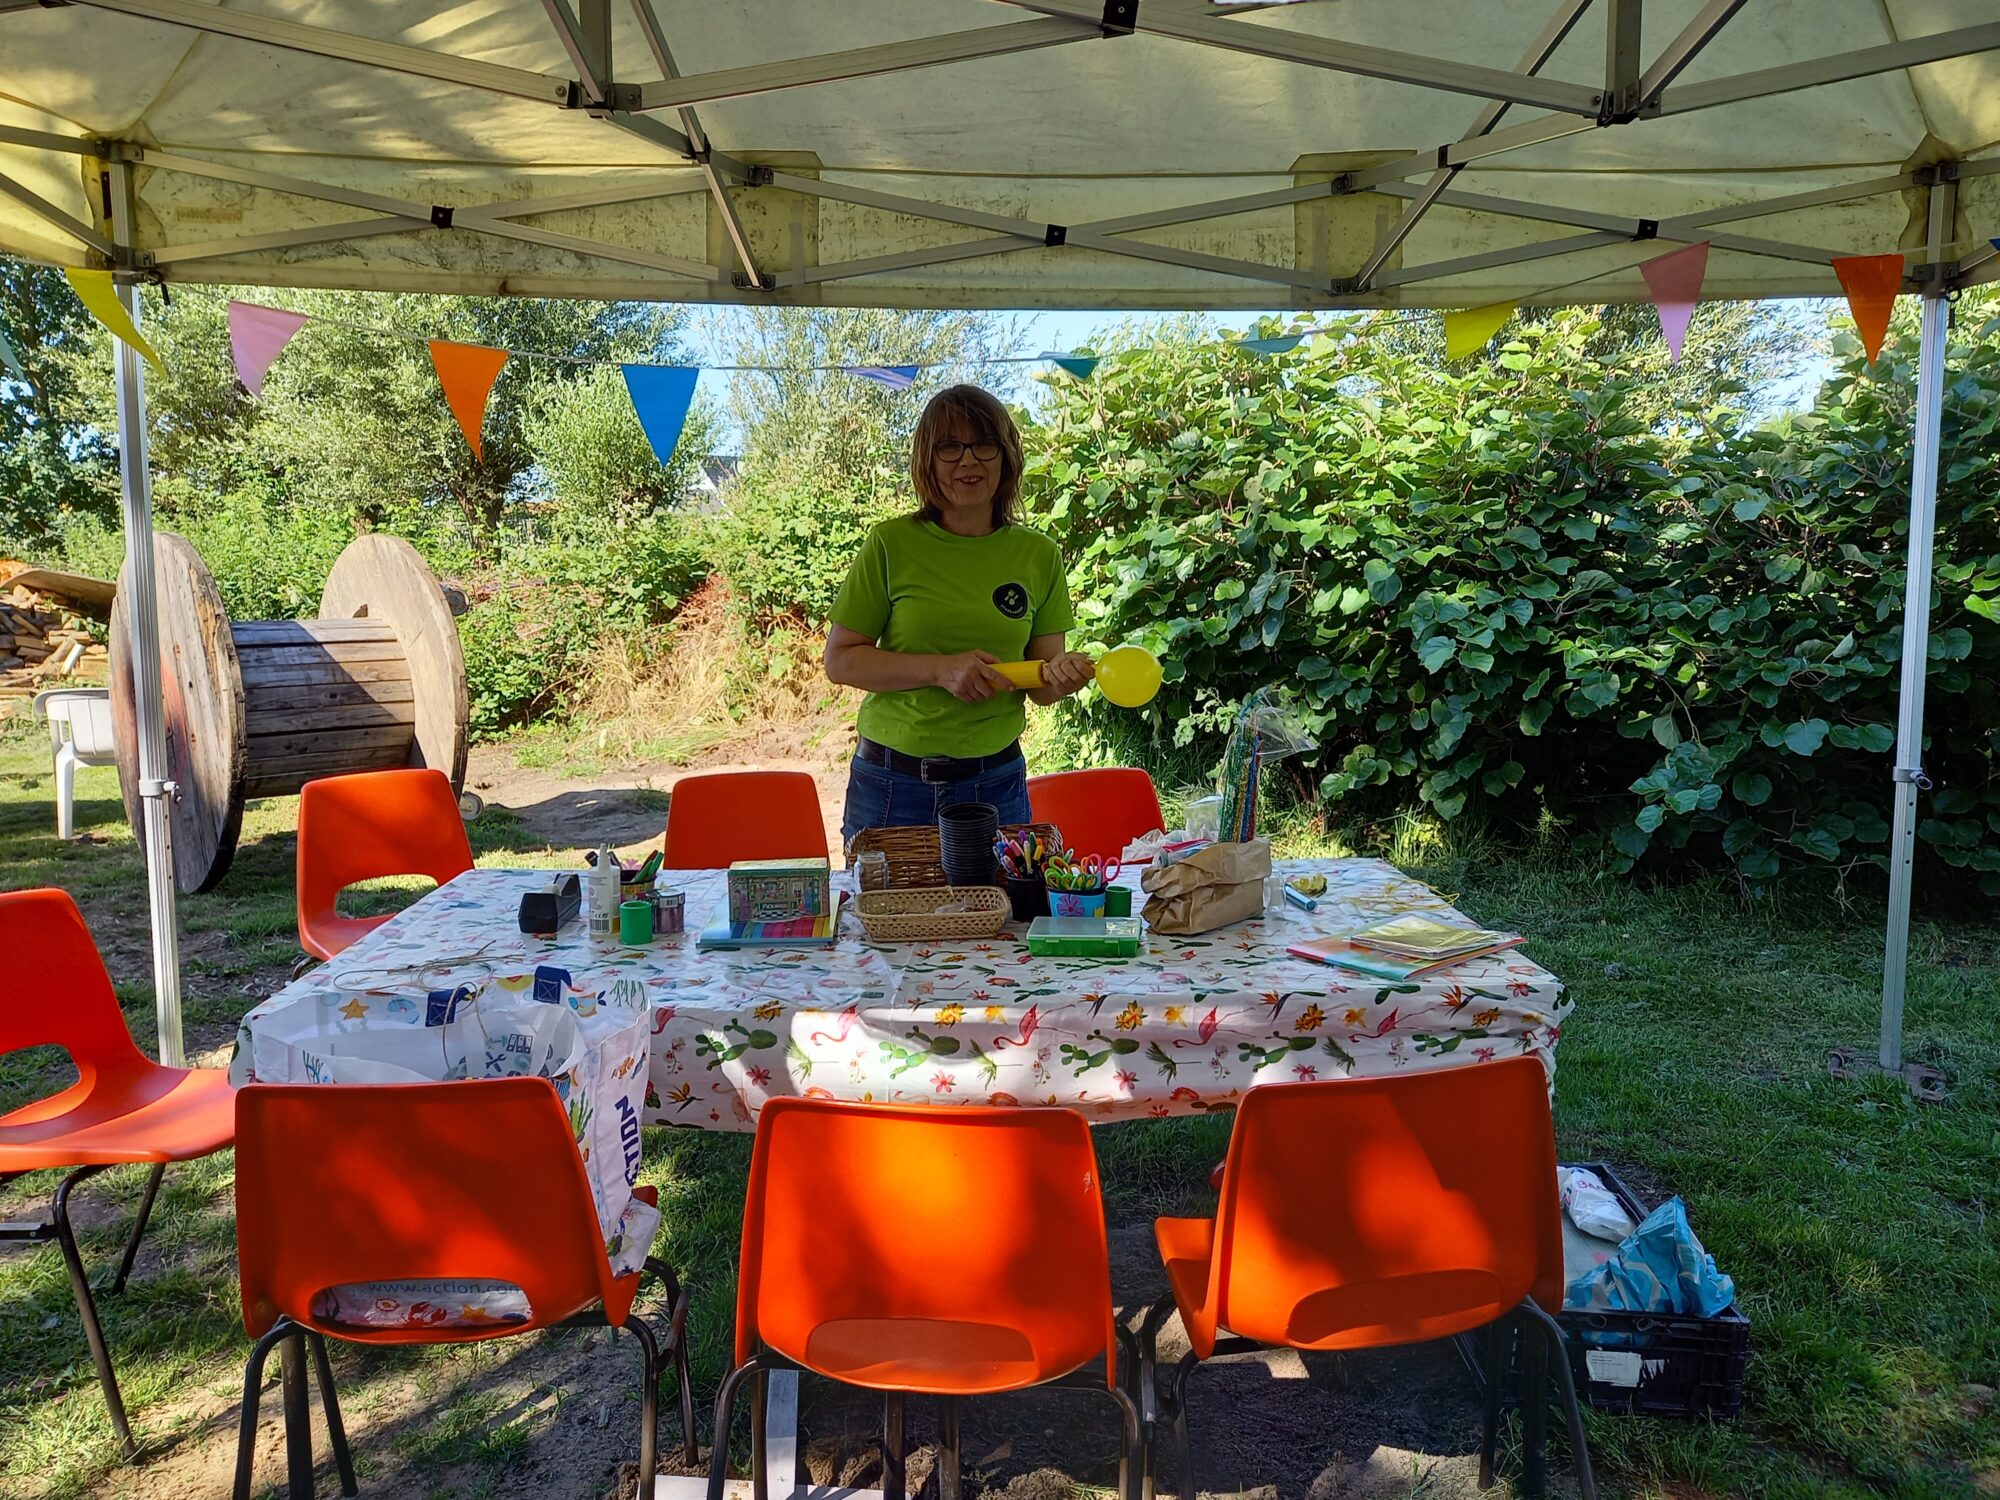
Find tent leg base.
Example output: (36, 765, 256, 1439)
(1826, 1047, 1947, 1102)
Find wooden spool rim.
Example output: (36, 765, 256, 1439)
(318, 534, 469, 792)
(108, 532, 247, 894)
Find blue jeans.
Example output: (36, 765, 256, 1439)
(841, 749, 1030, 845)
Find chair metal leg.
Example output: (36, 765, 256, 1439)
(751, 1369, 771, 1500)
(1519, 1302, 1600, 1500)
(1166, 1353, 1196, 1500)
(1103, 1380, 1144, 1500)
(1518, 1308, 1548, 1499)
(630, 1316, 662, 1500)
(647, 1256, 701, 1468)
(1137, 1294, 1176, 1500)
(112, 1163, 165, 1295)
(234, 1322, 294, 1500)
(707, 1356, 766, 1500)
(282, 1329, 315, 1499)
(937, 1395, 961, 1500)
(52, 1165, 136, 1458)
(1478, 1314, 1508, 1490)
(305, 1331, 358, 1498)
(882, 1390, 906, 1500)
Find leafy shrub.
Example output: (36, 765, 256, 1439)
(1025, 306, 2000, 888)
(715, 460, 906, 627)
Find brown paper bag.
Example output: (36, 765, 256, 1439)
(1140, 839, 1273, 935)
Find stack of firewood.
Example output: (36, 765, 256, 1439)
(0, 564, 109, 709)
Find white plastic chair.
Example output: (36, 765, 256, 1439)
(34, 688, 119, 840)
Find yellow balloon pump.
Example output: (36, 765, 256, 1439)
(993, 644, 1163, 708)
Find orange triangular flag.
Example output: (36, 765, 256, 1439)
(1830, 254, 1905, 363)
(428, 340, 508, 460)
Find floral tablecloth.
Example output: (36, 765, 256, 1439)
(235, 858, 1568, 1131)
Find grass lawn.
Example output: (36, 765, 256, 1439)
(1, 718, 1995, 1499)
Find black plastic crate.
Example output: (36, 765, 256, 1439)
(1454, 1161, 1749, 1418)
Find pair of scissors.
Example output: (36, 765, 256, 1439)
(1083, 853, 1123, 884)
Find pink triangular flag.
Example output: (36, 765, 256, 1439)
(1639, 242, 1708, 363)
(228, 301, 308, 395)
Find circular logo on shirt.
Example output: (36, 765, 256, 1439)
(992, 581, 1030, 619)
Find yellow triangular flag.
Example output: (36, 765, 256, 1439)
(1445, 301, 1515, 361)
(63, 268, 164, 373)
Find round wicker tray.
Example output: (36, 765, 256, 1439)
(854, 885, 1011, 942)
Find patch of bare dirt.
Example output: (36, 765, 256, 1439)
(465, 736, 853, 865)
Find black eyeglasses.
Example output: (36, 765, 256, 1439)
(935, 441, 1001, 463)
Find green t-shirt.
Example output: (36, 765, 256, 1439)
(831, 516, 1074, 757)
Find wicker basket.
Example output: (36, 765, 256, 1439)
(855, 886, 1011, 942)
(847, 821, 1062, 891)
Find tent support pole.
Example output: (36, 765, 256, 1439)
(106, 158, 184, 1068)
(1876, 288, 1947, 1079)
(1872, 160, 1959, 1091)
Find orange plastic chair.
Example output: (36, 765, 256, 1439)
(710, 1098, 1140, 1500)
(661, 769, 828, 868)
(1027, 769, 1164, 862)
(295, 768, 473, 961)
(0, 888, 236, 1458)
(1142, 1058, 1596, 1500)
(232, 1078, 696, 1500)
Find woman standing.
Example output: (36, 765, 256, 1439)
(824, 384, 1092, 844)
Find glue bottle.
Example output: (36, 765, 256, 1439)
(588, 845, 620, 938)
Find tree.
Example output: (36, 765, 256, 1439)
(0, 255, 118, 546)
(141, 287, 699, 556)
(717, 306, 1021, 480)
(523, 363, 717, 533)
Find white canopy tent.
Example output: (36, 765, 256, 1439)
(3, 0, 1994, 1086)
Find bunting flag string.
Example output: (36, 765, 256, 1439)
(227, 301, 308, 396)
(428, 339, 509, 461)
(841, 364, 918, 389)
(0, 326, 24, 382)
(64, 268, 164, 373)
(1831, 253, 1907, 363)
(621, 364, 700, 469)
(1445, 301, 1515, 361)
(1639, 241, 1709, 364)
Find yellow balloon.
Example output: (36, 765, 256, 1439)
(1095, 644, 1163, 709)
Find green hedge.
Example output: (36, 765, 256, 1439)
(1026, 306, 2000, 889)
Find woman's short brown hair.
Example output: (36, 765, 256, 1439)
(909, 384, 1023, 529)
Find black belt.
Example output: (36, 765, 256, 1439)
(856, 737, 1023, 784)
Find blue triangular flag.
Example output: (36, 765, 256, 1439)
(1239, 335, 1302, 356)
(842, 364, 918, 390)
(1040, 351, 1101, 379)
(0, 327, 23, 381)
(621, 364, 699, 467)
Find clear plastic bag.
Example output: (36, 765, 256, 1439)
(1215, 687, 1319, 843)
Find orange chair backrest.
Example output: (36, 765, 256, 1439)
(234, 1078, 614, 1340)
(296, 768, 473, 922)
(736, 1099, 1116, 1384)
(0, 888, 149, 1073)
(661, 770, 828, 868)
(1200, 1058, 1563, 1354)
(1027, 769, 1164, 862)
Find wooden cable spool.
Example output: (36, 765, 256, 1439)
(109, 532, 468, 893)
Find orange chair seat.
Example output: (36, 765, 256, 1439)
(791, 1314, 1063, 1395)
(300, 910, 393, 963)
(1157, 1215, 1514, 1352)
(1156, 1214, 1217, 1327)
(0, 1065, 235, 1170)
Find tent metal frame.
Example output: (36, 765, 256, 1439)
(4, 0, 1990, 1110)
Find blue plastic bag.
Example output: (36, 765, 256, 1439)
(1564, 1197, 1735, 1317)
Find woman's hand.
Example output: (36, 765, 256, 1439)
(934, 649, 1009, 702)
(1038, 651, 1096, 700)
